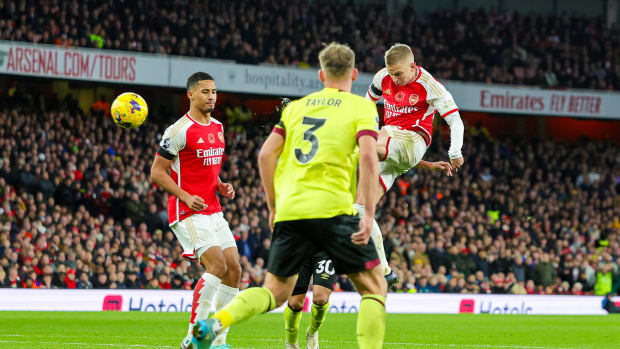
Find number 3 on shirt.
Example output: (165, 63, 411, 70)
(295, 116, 326, 164)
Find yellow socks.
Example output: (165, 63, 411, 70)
(213, 287, 276, 330)
(308, 302, 329, 334)
(356, 294, 386, 349)
(283, 305, 303, 344)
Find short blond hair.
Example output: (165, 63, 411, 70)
(385, 43, 414, 66)
(318, 42, 355, 79)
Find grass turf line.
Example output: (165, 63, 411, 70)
(0, 312, 618, 348)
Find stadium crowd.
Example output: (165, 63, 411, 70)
(1, 0, 619, 90)
(0, 89, 618, 297)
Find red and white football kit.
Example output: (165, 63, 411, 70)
(366, 66, 464, 191)
(157, 112, 235, 259)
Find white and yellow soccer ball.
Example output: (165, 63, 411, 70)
(110, 92, 148, 129)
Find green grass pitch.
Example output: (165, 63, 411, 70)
(0, 311, 618, 348)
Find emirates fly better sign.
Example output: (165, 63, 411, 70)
(447, 81, 618, 118)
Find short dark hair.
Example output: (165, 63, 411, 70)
(186, 72, 214, 90)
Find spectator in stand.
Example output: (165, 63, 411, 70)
(594, 263, 616, 296)
(533, 253, 557, 288)
(125, 271, 141, 289)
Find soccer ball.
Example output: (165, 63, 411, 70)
(110, 92, 148, 129)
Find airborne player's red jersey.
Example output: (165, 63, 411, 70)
(366, 66, 459, 146)
(156, 113, 225, 225)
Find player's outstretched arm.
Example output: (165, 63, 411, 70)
(351, 134, 379, 245)
(150, 155, 206, 211)
(430, 86, 465, 171)
(258, 132, 284, 230)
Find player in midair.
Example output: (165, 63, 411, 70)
(150, 72, 240, 349)
(360, 43, 464, 286)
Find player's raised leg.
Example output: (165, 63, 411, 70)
(192, 216, 313, 347)
(193, 272, 298, 347)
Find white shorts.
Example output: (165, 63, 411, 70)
(171, 212, 236, 260)
(379, 125, 428, 192)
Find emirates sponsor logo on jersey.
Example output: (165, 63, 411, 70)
(197, 137, 204, 144)
(384, 102, 419, 114)
(384, 101, 420, 120)
(208, 133, 215, 143)
(395, 91, 405, 102)
(196, 148, 225, 158)
(196, 147, 225, 166)
(409, 94, 419, 105)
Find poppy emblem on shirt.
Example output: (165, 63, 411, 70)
(409, 94, 419, 105)
(395, 91, 405, 102)
(208, 133, 215, 143)
(218, 132, 224, 143)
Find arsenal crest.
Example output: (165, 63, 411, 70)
(409, 94, 419, 105)
(208, 133, 215, 143)
(218, 132, 224, 142)
(395, 91, 405, 102)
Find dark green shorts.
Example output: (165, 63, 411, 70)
(292, 251, 337, 296)
(267, 214, 380, 279)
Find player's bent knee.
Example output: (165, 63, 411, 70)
(288, 295, 305, 311)
(289, 304, 303, 312)
(313, 295, 329, 307)
(312, 288, 331, 306)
